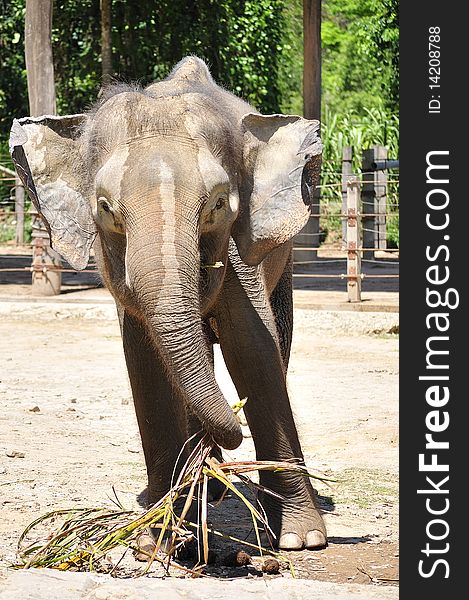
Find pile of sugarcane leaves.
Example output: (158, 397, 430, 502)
(14, 402, 333, 578)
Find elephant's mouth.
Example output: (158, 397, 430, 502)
(199, 237, 227, 316)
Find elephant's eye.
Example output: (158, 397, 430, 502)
(97, 197, 112, 214)
(215, 196, 225, 210)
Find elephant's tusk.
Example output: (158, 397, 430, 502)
(200, 261, 224, 269)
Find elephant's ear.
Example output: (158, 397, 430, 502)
(233, 113, 322, 266)
(9, 114, 96, 270)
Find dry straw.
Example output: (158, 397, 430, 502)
(14, 401, 333, 577)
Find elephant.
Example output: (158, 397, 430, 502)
(10, 56, 326, 551)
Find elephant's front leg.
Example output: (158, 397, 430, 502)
(215, 262, 327, 551)
(120, 309, 188, 505)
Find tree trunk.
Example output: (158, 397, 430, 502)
(303, 0, 321, 120)
(100, 0, 112, 85)
(25, 0, 56, 116)
(25, 0, 62, 296)
(297, 0, 322, 266)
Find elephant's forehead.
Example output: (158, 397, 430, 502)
(91, 91, 221, 148)
(91, 92, 231, 197)
(96, 140, 227, 201)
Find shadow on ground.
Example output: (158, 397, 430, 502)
(0, 251, 399, 294)
(128, 482, 397, 585)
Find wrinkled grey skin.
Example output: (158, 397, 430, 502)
(10, 57, 326, 550)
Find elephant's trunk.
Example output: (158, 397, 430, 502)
(125, 207, 242, 451)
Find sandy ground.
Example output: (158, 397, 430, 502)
(0, 303, 398, 588)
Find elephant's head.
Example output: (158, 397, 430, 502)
(10, 57, 322, 451)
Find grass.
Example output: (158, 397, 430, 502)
(331, 468, 398, 510)
(320, 106, 400, 248)
(369, 325, 400, 339)
(0, 208, 32, 243)
(372, 332, 400, 340)
(0, 221, 16, 243)
(14, 402, 334, 577)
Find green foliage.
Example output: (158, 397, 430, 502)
(0, 0, 399, 245)
(0, 211, 32, 244)
(318, 0, 399, 245)
(52, 1, 102, 114)
(1, 1, 399, 128)
(322, 106, 399, 173)
(0, 0, 28, 136)
(1, 0, 286, 139)
(276, 0, 399, 117)
(322, 0, 399, 115)
(320, 106, 399, 245)
(278, 0, 304, 115)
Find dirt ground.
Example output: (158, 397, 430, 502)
(0, 299, 398, 587)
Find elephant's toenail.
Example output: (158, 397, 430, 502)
(305, 530, 327, 549)
(278, 532, 303, 550)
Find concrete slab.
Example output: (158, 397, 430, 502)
(0, 568, 398, 600)
(0, 287, 398, 314)
(293, 290, 399, 313)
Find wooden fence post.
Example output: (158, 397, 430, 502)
(15, 176, 24, 245)
(25, 0, 62, 295)
(361, 148, 374, 260)
(346, 177, 362, 303)
(0, 165, 25, 245)
(374, 146, 388, 250)
(341, 146, 353, 243)
(361, 145, 388, 259)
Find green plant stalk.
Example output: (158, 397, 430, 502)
(15, 428, 329, 576)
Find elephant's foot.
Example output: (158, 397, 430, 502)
(207, 475, 227, 502)
(142, 484, 168, 507)
(258, 474, 327, 551)
(134, 530, 195, 560)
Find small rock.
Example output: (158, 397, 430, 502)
(29, 406, 40, 413)
(262, 557, 280, 574)
(127, 446, 140, 454)
(133, 533, 156, 562)
(223, 550, 252, 567)
(70, 398, 77, 404)
(66, 407, 76, 412)
(121, 398, 129, 405)
(6, 450, 25, 459)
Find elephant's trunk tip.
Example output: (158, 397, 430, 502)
(211, 421, 243, 451)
